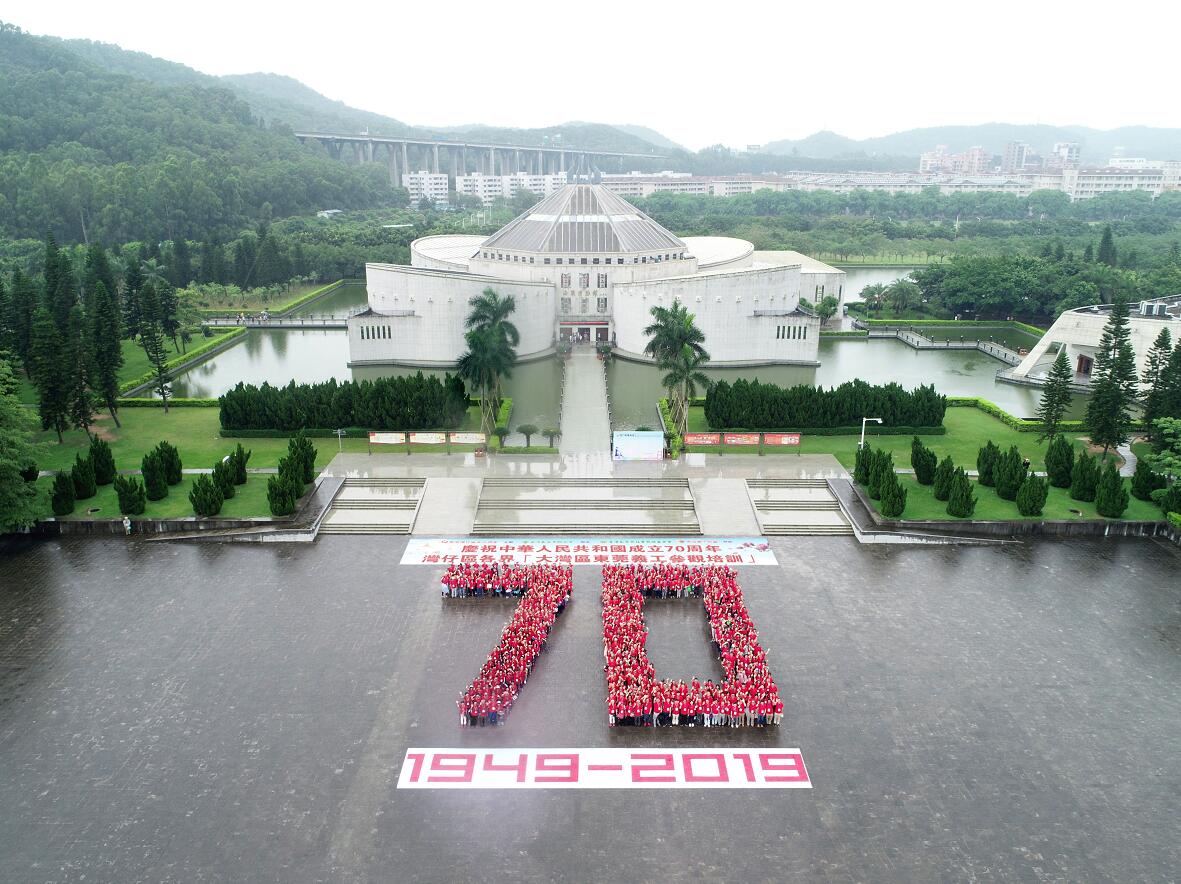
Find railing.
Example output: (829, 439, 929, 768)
(858, 325, 1022, 365)
(995, 366, 1093, 392)
(202, 317, 348, 329)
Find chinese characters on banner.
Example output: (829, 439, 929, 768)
(763, 433, 801, 446)
(400, 537, 777, 567)
(723, 433, 760, 446)
(368, 432, 406, 445)
(683, 433, 720, 445)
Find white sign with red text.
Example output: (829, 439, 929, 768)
(400, 537, 777, 567)
(397, 748, 811, 789)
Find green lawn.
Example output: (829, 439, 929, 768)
(37, 473, 276, 520)
(31, 405, 487, 474)
(685, 406, 1091, 470)
(869, 473, 1162, 522)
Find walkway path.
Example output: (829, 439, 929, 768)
(558, 348, 611, 457)
(1116, 442, 1137, 477)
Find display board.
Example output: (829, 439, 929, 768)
(612, 430, 665, 461)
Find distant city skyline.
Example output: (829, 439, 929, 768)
(6, 0, 1180, 151)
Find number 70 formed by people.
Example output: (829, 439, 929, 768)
(448, 564, 783, 730)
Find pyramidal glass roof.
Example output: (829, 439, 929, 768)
(479, 184, 686, 254)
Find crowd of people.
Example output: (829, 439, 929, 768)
(441, 563, 541, 598)
(451, 564, 573, 727)
(601, 565, 783, 728)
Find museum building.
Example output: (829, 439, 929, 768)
(347, 183, 844, 366)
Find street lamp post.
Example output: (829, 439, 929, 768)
(859, 417, 883, 449)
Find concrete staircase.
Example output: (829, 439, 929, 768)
(745, 478, 853, 536)
(472, 477, 702, 536)
(319, 477, 425, 535)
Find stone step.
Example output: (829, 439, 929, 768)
(318, 525, 413, 535)
(476, 500, 696, 510)
(471, 524, 705, 536)
(328, 500, 420, 510)
(342, 479, 425, 486)
(745, 479, 829, 487)
(754, 500, 841, 510)
(761, 525, 854, 535)
(480, 478, 689, 487)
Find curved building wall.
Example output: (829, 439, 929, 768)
(350, 265, 555, 365)
(612, 265, 818, 365)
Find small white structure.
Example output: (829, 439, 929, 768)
(1010, 296, 1181, 388)
(349, 183, 843, 367)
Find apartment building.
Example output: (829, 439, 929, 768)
(402, 171, 449, 205)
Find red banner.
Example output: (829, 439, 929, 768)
(723, 433, 760, 446)
(763, 433, 801, 446)
(683, 433, 720, 446)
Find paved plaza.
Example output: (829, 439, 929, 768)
(0, 533, 1178, 882)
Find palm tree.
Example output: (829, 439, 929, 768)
(660, 345, 711, 437)
(643, 302, 709, 409)
(456, 327, 514, 436)
(465, 287, 518, 404)
(861, 282, 887, 313)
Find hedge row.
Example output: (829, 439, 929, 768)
(657, 398, 682, 457)
(704, 378, 946, 431)
(219, 374, 470, 432)
(819, 330, 869, 338)
(217, 398, 513, 438)
(118, 328, 247, 394)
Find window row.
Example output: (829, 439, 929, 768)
(558, 272, 610, 288)
(775, 325, 808, 340)
(361, 324, 391, 340)
(480, 251, 687, 265)
(559, 297, 609, 314)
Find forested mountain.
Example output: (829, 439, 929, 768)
(0, 23, 399, 244)
(764, 124, 1181, 162)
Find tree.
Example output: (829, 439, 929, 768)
(815, 295, 839, 327)
(189, 473, 224, 517)
(82, 245, 118, 314)
(64, 304, 93, 439)
(155, 441, 183, 485)
(71, 454, 97, 500)
(141, 451, 168, 500)
(1036, 349, 1074, 441)
(1015, 475, 1049, 517)
(861, 282, 887, 313)
(885, 279, 920, 315)
(0, 357, 44, 531)
(946, 467, 976, 518)
(643, 301, 709, 365)
(169, 238, 193, 288)
(289, 433, 317, 484)
(910, 436, 937, 485)
(1085, 298, 1138, 458)
(122, 259, 144, 336)
(1097, 224, 1117, 267)
(6, 270, 39, 371)
(267, 473, 297, 516)
(491, 426, 510, 449)
(867, 449, 893, 500)
(1094, 461, 1129, 518)
(1044, 434, 1075, 488)
(976, 441, 1000, 487)
(90, 281, 124, 426)
(1146, 417, 1181, 478)
(993, 445, 1027, 501)
(932, 455, 955, 501)
(517, 423, 539, 448)
(1140, 327, 1174, 431)
(879, 470, 907, 517)
(542, 427, 561, 448)
(29, 305, 70, 442)
(211, 458, 236, 500)
(137, 282, 173, 412)
(854, 442, 873, 486)
(1070, 451, 1099, 502)
(1130, 460, 1165, 501)
(231, 443, 251, 485)
(464, 287, 519, 403)
(114, 474, 146, 515)
(51, 471, 75, 516)
(89, 436, 116, 485)
(158, 284, 181, 352)
(1152, 483, 1181, 518)
(457, 327, 513, 436)
(660, 345, 711, 437)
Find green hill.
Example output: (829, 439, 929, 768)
(0, 22, 399, 244)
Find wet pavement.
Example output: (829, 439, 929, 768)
(0, 534, 1179, 882)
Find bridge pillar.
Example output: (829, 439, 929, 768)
(488, 146, 495, 175)
(402, 142, 409, 178)
(514, 149, 520, 173)
(537, 149, 543, 176)
(433, 144, 440, 173)
(560, 151, 566, 174)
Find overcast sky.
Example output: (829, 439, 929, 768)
(7, 0, 1179, 150)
